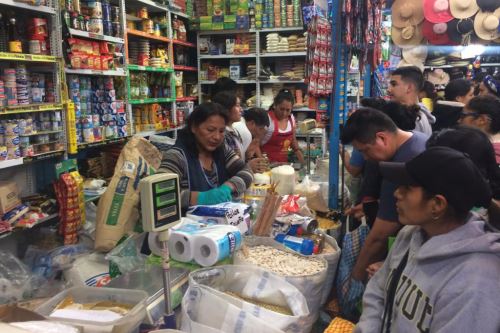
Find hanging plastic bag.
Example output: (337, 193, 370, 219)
(295, 176, 329, 213)
(181, 265, 310, 333)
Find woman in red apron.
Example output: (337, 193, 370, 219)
(261, 89, 305, 164)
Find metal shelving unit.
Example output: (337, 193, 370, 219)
(67, 28, 125, 44)
(0, 0, 64, 194)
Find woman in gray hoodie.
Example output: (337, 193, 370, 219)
(355, 147, 500, 333)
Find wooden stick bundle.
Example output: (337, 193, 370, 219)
(253, 183, 282, 236)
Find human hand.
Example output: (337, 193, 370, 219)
(248, 157, 269, 173)
(197, 184, 233, 205)
(345, 203, 365, 219)
(366, 261, 384, 279)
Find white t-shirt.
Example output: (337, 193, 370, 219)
(261, 114, 295, 145)
(232, 120, 252, 160)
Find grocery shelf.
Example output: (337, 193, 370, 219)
(198, 29, 256, 36)
(259, 27, 305, 32)
(127, 29, 171, 43)
(172, 39, 196, 48)
(128, 64, 173, 73)
(65, 68, 127, 76)
(0, 52, 58, 63)
(0, 158, 23, 170)
(176, 96, 198, 102)
(0, 103, 63, 115)
(200, 80, 256, 84)
(135, 128, 177, 137)
(169, 8, 189, 18)
(129, 97, 175, 104)
(0, 213, 59, 239)
(68, 28, 125, 44)
(260, 79, 305, 84)
(0, 0, 56, 14)
(20, 130, 62, 137)
(260, 52, 307, 57)
(23, 150, 65, 163)
(128, 0, 169, 12)
(174, 65, 197, 71)
(77, 137, 129, 149)
(199, 54, 257, 59)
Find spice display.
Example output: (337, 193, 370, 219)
(237, 245, 326, 276)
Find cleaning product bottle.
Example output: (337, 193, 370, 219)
(275, 234, 314, 255)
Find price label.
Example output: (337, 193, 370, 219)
(89, 33, 103, 40)
(32, 55, 55, 62)
(138, 66, 145, 70)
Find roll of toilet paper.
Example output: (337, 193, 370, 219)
(167, 222, 204, 262)
(148, 232, 164, 257)
(192, 225, 242, 267)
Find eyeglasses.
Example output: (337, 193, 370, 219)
(459, 111, 479, 119)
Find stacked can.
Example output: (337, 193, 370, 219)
(19, 116, 34, 157)
(4, 69, 17, 106)
(286, 4, 293, 27)
(138, 41, 150, 66)
(273, 0, 280, 27)
(88, 1, 104, 35)
(280, 0, 286, 27)
(293, 0, 300, 26)
(110, 6, 121, 37)
(0, 80, 6, 107)
(3, 120, 20, 159)
(30, 73, 46, 103)
(28, 18, 49, 55)
(16, 65, 30, 105)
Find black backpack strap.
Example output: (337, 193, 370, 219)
(381, 250, 409, 333)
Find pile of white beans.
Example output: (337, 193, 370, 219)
(237, 245, 326, 276)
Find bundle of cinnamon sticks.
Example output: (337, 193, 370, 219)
(253, 183, 282, 236)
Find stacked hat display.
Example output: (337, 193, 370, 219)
(392, 0, 500, 48)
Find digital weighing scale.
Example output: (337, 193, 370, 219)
(138, 173, 183, 329)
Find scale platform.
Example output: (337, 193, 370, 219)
(105, 266, 189, 325)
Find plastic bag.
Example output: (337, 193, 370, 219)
(295, 176, 329, 213)
(0, 251, 40, 304)
(234, 237, 328, 331)
(181, 265, 310, 333)
(105, 233, 147, 276)
(317, 233, 341, 305)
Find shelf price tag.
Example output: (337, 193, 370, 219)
(0, 52, 26, 61)
(32, 55, 55, 62)
(89, 33, 104, 40)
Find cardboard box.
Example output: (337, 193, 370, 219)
(0, 181, 20, 215)
(224, 22, 236, 29)
(224, 14, 236, 22)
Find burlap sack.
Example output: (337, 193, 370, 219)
(95, 136, 162, 252)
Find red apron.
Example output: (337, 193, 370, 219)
(261, 111, 295, 163)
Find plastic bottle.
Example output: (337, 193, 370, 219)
(274, 234, 314, 255)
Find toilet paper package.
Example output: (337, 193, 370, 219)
(166, 219, 216, 262)
(186, 202, 250, 234)
(192, 225, 242, 267)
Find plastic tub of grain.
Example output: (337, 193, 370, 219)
(35, 286, 148, 333)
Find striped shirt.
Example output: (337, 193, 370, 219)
(159, 143, 253, 209)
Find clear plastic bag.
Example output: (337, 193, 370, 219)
(0, 251, 41, 304)
(105, 233, 147, 276)
(181, 265, 310, 333)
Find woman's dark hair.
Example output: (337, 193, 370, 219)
(178, 102, 228, 155)
(360, 98, 418, 131)
(272, 89, 295, 108)
(212, 77, 237, 97)
(212, 91, 238, 112)
(427, 125, 500, 200)
(444, 79, 472, 101)
(421, 80, 437, 100)
(466, 95, 500, 133)
(243, 107, 270, 127)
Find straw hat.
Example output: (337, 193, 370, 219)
(474, 8, 500, 40)
(477, 0, 500, 12)
(392, 24, 425, 48)
(402, 45, 428, 65)
(398, 59, 424, 73)
(392, 1, 425, 28)
(427, 69, 451, 85)
(422, 19, 453, 44)
(424, 0, 454, 23)
(449, 0, 479, 19)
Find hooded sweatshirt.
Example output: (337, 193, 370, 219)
(415, 103, 436, 136)
(355, 216, 500, 333)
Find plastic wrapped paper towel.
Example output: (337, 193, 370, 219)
(271, 165, 295, 195)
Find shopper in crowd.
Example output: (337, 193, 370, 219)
(213, 91, 244, 159)
(233, 107, 270, 173)
(427, 126, 500, 231)
(341, 107, 427, 282)
(159, 102, 253, 209)
(478, 74, 500, 98)
(261, 89, 305, 164)
(387, 66, 435, 135)
(212, 77, 237, 97)
(459, 95, 500, 163)
(473, 72, 487, 96)
(418, 80, 437, 112)
(356, 147, 500, 333)
(432, 79, 474, 131)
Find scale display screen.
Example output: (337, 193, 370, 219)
(152, 180, 180, 229)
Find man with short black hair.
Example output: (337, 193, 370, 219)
(388, 66, 435, 135)
(212, 77, 237, 97)
(234, 107, 270, 173)
(341, 107, 428, 282)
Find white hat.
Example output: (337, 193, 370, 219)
(474, 8, 500, 40)
(402, 45, 429, 65)
(449, 0, 479, 19)
(392, 24, 425, 48)
(427, 69, 450, 85)
(398, 59, 425, 73)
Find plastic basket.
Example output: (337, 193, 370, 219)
(35, 286, 148, 333)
